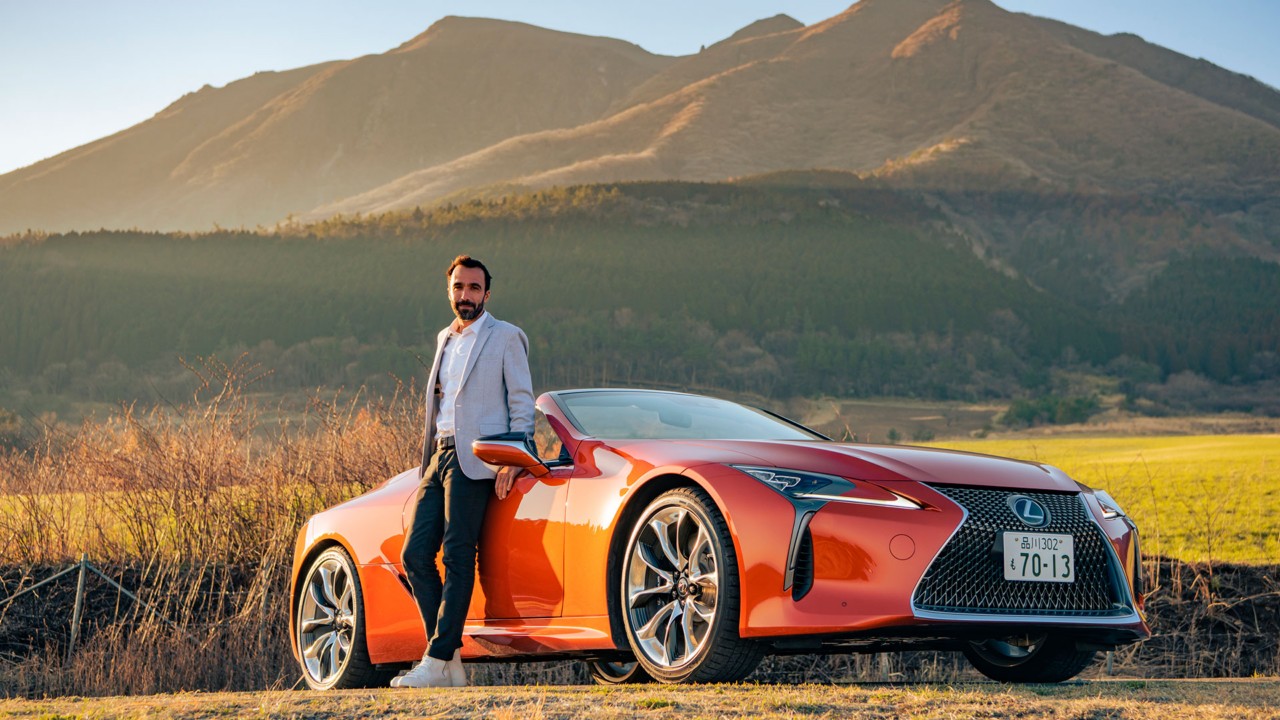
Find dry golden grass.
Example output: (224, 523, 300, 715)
(2, 681, 1279, 719)
(0, 357, 422, 697)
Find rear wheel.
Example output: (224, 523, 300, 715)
(963, 632, 1097, 683)
(296, 546, 393, 689)
(586, 658, 652, 685)
(620, 487, 763, 683)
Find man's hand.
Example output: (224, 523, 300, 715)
(495, 466, 522, 500)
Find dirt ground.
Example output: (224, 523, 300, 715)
(2, 680, 1277, 719)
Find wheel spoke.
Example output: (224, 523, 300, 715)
(688, 526, 712, 575)
(689, 596, 715, 621)
(308, 577, 335, 613)
(636, 600, 678, 643)
(649, 512, 684, 570)
(637, 543, 675, 582)
(629, 581, 674, 609)
(674, 510, 695, 568)
(680, 600, 700, 656)
(303, 631, 337, 680)
(662, 602, 684, 664)
(300, 614, 334, 633)
(339, 583, 354, 616)
(635, 600, 684, 667)
(318, 565, 342, 608)
(326, 632, 344, 675)
(303, 631, 333, 660)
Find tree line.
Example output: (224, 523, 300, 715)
(2, 181, 1277, 417)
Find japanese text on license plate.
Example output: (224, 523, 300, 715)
(1003, 532, 1074, 582)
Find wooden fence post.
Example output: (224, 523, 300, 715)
(66, 553, 89, 662)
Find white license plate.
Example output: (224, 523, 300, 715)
(1002, 532, 1075, 583)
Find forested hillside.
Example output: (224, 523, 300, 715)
(1119, 257, 1280, 380)
(2, 182, 1278, 421)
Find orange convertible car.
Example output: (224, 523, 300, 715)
(291, 389, 1148, 687)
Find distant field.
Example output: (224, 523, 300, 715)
(796, 397, 1003, 443)
(928, 435, 1280, 564)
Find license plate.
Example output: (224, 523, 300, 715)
(1002, 532, 1074, 582)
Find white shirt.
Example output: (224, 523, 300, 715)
(434, 312, 488, 437)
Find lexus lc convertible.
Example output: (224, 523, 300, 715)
(291, 389, 1148, 687)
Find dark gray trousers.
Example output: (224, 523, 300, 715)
(401, 446, 492, 662)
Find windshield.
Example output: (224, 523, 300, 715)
(555, 390, 825, 441)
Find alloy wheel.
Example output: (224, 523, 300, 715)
(298, 554, 356, 685)
(625, 504, 720, 668)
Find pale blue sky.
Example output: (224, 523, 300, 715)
(1, 1, 1276, 176)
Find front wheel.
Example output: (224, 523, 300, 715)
(295, 546, 393, 689)
(963, 632, 1097, 683)
(620, 487, 763, 683)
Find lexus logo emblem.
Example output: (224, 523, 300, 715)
(1008, 495, 1050, 527)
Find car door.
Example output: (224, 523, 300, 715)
(468, 410, 569, 619)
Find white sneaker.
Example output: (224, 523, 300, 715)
(388, 651, 423, 688)
(448, 649, 467, 687)
(390, 652, 452, 688)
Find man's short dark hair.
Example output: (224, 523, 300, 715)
(445, 254, 492, 290)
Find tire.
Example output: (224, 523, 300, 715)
(295, 546, 394, 689)
(963, 632, 1097, 683)
(620, 487, 763, 683)
(586, 658, 653, 685)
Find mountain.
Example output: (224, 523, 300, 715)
(307, 0, 1280, 222)
(1026, 17, 1280, 130)
(2, 0, 1278, 235)
(0, 18, 671, 232)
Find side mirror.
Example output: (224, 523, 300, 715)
(472, 432, 550, 478)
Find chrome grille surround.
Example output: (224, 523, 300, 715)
(912, 485, 1134, 619)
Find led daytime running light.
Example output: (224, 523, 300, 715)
(1094, 490, 1126, 519)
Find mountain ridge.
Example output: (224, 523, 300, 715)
(303, 0, 1280, 223)
(1, 1, 1278, 242)
(0, 17, 674, 232)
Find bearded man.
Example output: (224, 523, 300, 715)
(392, 254, 534, 688)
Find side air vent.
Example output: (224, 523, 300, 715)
(791, 527, 814, 601)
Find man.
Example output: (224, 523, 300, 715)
(392, 255, 534, 688)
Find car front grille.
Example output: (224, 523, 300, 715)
(912, 485, 1129, 617)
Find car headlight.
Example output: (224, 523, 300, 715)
(1094, 490, 1126, 520)
(730, 465, 921, 509)
(731, 465, 851, 497)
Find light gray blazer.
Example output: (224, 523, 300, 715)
(419, 313, 535, 480)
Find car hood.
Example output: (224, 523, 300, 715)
(611, 438, 1076, 493)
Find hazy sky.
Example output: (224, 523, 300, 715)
(2, 1, 1277, 176)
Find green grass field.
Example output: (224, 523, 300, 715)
(928, 435, 1280, 564)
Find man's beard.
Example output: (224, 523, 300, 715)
(453, 298, 485, 321)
